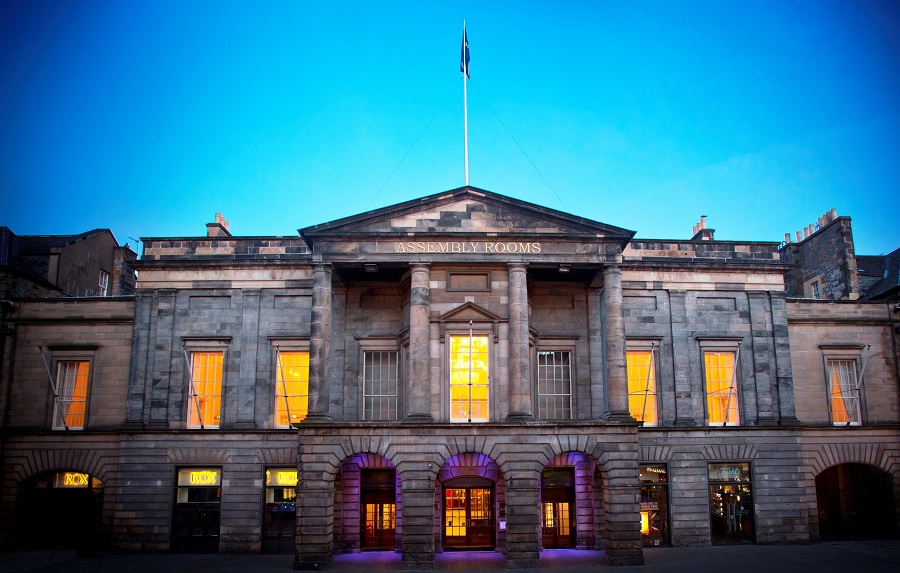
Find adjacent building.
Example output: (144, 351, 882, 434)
(0, 188, 897, 569)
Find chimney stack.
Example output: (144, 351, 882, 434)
(207, 212, 232, 238)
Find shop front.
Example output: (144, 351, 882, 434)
(15, 470, 103, 554)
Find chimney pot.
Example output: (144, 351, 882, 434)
(784, 233, 791, 244)
(829, 208, 837, 221)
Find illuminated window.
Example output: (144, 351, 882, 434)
(640, 464, 669, 546)
(53, 361, 89, 430)
(188, 351, 223, 428)
(275, 351, 309, 427)
(537, 351, 572, 420)
(627, 348, 657, 426)
(703, 349, 739, 426)
(450, 334, 489, 422)
(827, 358, 861, 425)
(363, 351, 398, 420)
(98, 270, 109, 296)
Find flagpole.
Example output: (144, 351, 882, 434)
(462, 21, 469, 186)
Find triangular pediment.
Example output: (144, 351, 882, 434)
(300, 186, 634, 244)
(437, 302, 503, 323)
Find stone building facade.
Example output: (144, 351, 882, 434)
(0, 187, 897, 569)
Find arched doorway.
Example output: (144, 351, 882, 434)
(443, 477, 495, 550)
(334, 453, 398, 553)
(15, 470, 103, 553)
(816, 463, 895, 540)
(541, 468, 575, 548)
(437, 453, 502, 552)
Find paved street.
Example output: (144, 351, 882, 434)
(2, 541, 900, 573)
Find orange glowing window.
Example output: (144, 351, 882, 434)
(53, 361, 89, 430)
(627, 350, 657, 425)
(275, 351, 309, 427)
(828, 359, 860, 425)
(449, 334, 489, 422)
(704, 351, 739, 425)
(188, 351, 223, 428)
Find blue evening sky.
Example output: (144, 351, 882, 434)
(2, 0, 898, 255)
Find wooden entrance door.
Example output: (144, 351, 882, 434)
(541, 489, 575, 548)
(444, 486, 494, 549)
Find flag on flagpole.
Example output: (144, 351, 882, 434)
(460, 25, 470, 78)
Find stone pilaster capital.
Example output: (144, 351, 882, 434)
(409, 262, 431, 272)
(507, 262, 529, 273)
(312, 262, 333, 274)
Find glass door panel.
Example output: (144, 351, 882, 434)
(443, 486, 494, 549)
(363, 503, 396, 549)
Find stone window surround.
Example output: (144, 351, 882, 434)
(181, 337, 230, 429)
(534, 337, 577, 420)
(819, 344, 866, 426)
(626, 338, 662, 427)
(45, 344, 99, 431)
(357, 337, 401, 421)
(698, 338, 743, 427)
(269, 338, 311, 429)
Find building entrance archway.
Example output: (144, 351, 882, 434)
(15, 470, 103, 553)
(816, 463, 895, 540)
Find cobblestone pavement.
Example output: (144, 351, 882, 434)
(1, 541, 899, 573)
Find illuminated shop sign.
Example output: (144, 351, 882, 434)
(266, 469, 298, 487)
(190, 471, 219, 485)
(394, 241, 542, 254)
(708, 463, 750, 482)
(58, 472, 90, 488)
(177, 468, 221, 487)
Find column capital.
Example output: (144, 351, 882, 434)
(409, 262, 431, 271)
(507, 262, 529, 272)
(603, 263, 622, 277)
(312, 262, 333, 273)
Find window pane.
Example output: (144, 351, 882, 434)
(828, 359, 860, 425)
(627, 350, 657, 425)
(450, 334, 490, 422)
(188, 351, 223, 428)
(537, 351, 572, 420)
(704, 351, 738, 425)
(53, 361, 89, 430)
(363, 351, 398, 421)
(275, 351, 309, 427)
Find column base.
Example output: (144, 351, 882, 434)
(302, 413, 333, 423)
(403, 414, 434, 422)
(506, 412, 534, 421)
(601, 410, 638, 423)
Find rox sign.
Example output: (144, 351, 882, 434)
(394, 241, 542, 254)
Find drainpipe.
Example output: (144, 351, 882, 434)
(0, 299, 18, 493)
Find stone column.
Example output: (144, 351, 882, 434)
(306, 264, 332, 421)
(602, 449, 645, 566)
(587, 288, 606, 419)
(124, 290, 152, 427)
(668, 290, 696, 426)
(602, 265, 632, 421)
(749, 291, 776, 425)
(399, 465, 435, 569)
(294, 446, 335, 570)
(406, 263, 432, 420)
(504, 469, 540, 568)
(235, 288, 261, 428)
(507, 263, 533, 420)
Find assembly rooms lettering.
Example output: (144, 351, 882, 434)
(394, 241, 542, 254)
